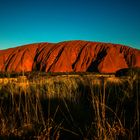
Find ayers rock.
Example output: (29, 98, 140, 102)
(0, 40, 140, 73)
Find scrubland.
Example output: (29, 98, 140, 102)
(0, 71, 139, 140)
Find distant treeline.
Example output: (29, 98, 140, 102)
(0, 71, 114, 78)
(0, 67, 140, 78)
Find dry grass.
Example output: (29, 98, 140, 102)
(0, 73, 139, 139)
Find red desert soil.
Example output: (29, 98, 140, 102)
(0, 40, 140, 73)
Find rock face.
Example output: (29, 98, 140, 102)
(0, 40, 140, 73)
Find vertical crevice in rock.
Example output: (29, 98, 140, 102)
(87, 47, 107, 72)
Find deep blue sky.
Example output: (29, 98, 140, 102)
(0, 0, 140, 49)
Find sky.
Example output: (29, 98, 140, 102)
(0, 0, 140, 49)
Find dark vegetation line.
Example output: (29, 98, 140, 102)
(0, 67, 140, 78)
(0, 71, 115, 78)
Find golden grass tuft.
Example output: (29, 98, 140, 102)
(106, 77, 123, 84)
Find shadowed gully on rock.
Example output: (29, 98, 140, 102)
(0, 40, 140, 73)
